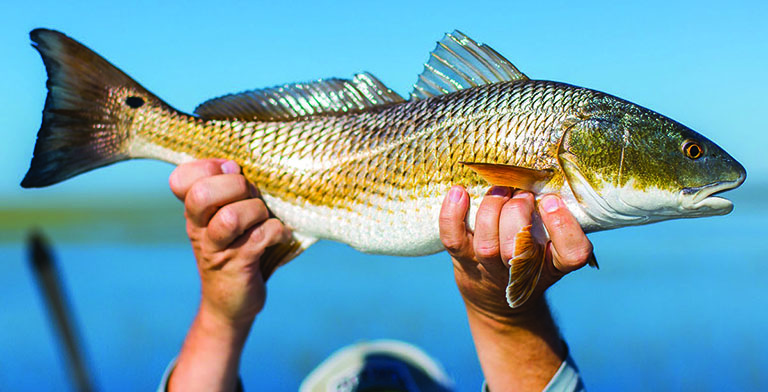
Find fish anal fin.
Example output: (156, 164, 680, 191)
(259, 232, 317, 281)
(506, 224, 546, 308)
(461, 162, 553, 191)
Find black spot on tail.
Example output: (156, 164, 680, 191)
(125, 96, 145, 108)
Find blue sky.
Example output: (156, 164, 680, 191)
(1, 0, 766, 200)
(2, 2, 767, 390)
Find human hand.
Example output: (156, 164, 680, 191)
(439, 185, 593, 322)
(440, 186, 594, 391)
(169, 159, 292, 326)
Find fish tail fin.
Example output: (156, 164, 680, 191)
(21, 29, 167, 188)
(505, 224, 546, 308)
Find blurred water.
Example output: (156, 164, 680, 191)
(0, 188, 766, 391)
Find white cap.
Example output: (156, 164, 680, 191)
(299, 340, 454, 392)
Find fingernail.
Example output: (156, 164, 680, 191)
(541, 195, 560, 213)
(512, 190, 532, 200)
(448, 186, 463, 203)
(489, 186, 510, 197)
(221, 160, 240, 174)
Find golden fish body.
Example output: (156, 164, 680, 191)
(22, 29, 745, 307)
(130, 80, 592, 256)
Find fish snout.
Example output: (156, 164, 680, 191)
(732, 159, 747, 188)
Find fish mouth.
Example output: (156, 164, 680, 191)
(681, 177, 745, 214)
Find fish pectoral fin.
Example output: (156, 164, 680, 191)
(259, 232, 317, 281)
(506, 224, 547, 308)
(461, 162, 553, 191)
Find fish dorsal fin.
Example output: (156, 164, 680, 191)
(461, 162, 552, 192)
(194, 72, 404, 121)
(410, 30, 529, 100)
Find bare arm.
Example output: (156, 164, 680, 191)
(166, 159, 291, 392)
(440, 186, 592, 392)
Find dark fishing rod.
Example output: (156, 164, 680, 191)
(28, 230, 96, 392)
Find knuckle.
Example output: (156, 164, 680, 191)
(207, 251, 229, 270)
(474, 240, 499, 260)
(438, 214, 457, 231)
(231, 175, 249, 197)
(186, 221, 201, 239)
(474, 209, 496, 232)
(547, 214, 570, 233)
(561, 242, 593, 266)
(502, 197, 532, 218)
(187, 182, 210, 210)
(499, 237, 517, 258)
(281, 226, 294, 242)
(477, 197, 501, 216)
(214, 206, 240, 235)
(441, 237, 465, 255)
(438, 205, 460, 226)
(248, 219, 284, 248)
(261, 218, 285, 241)
(168, 169, 182, 193)
(251, 198, 267, 215)
(249, 223, 267, 244)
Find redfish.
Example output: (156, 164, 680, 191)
(22, 30, 745, 307)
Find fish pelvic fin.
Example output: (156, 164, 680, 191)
(22, 29, 168, 188)
(506, 224, 546, 308)
(260, 232, 317, 281)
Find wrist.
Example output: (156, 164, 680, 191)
(168, 302, 254, 392)
(464, 295, 556, 333)
(197, 300, 256, 344)
(464, 297, 566, 392)
(465, 296, 564, 357)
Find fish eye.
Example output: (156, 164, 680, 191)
(125, 96, 145, 108)
(682, 140, 703, 160)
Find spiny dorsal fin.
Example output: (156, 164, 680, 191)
(195, 72, 404, 121)
(410, 30, 529, 100)
(461, 162, 552, 192)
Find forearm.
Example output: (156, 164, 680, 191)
(168, 302, 252, 392)
(465, 297, 565, 392)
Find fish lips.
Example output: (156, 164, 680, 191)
(680, 176, 746, 215)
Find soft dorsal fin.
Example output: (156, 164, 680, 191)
(461, 162, 552, 191)
(411, 30, 529, 100)
(194, 72, 404, 121)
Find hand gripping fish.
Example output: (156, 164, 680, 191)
(22, 29, 746, 308)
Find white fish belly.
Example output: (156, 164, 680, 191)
(262, 185, 487, 256)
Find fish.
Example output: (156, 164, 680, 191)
(21, 29, 746, 308)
